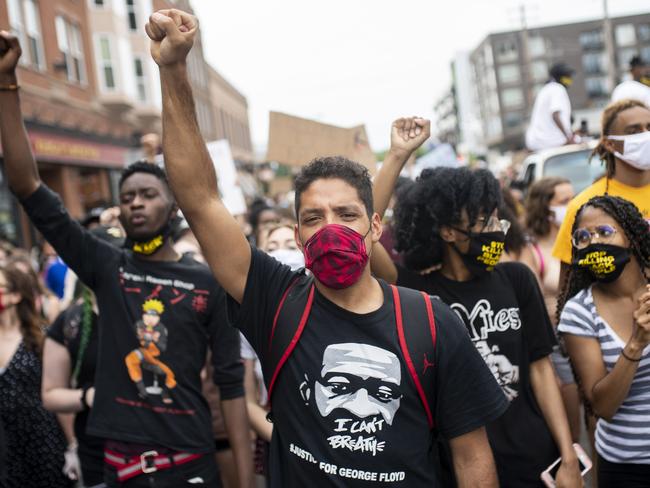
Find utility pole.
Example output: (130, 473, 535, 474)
(519, 3, 534, 109)
(602, 0, 617, 91)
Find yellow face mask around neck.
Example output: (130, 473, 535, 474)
(559, 76, 573, 87)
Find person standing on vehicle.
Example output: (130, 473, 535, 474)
(526, 63, 576, 151)
(611, 56, 650, 107)
(552, 99, 650, 280)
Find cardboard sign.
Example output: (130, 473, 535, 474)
(206, 140, 248, 216)
(266, 112, 376, 173)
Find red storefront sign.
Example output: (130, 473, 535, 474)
(1, 130, 129, 168)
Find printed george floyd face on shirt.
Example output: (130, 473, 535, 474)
(313, 343, 403, 426)
(118, 172, 176, 241)
(294, 178, 382, 252)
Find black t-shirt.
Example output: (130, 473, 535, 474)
(22, 185, 243, 453)
(398, 262, 558, 486)
(228, 248, 508, 487)
(47, 303, 104, 484)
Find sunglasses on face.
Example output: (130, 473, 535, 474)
(571, 224, 617, 249)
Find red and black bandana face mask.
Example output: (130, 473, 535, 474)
(303, 224, 370, 290)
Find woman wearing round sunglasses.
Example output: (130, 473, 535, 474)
(557, 195, 650, 487)
(370, 163, 582, 487)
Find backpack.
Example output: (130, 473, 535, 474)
(263, 273, 438, 429)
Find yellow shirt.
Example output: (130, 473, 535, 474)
(552, 178, 650, 264)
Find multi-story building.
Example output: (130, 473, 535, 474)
(468, 12, 650, 152)
(154, 0, 253, 160)
(0, 0, 139, 246)
(0, 0, 253, 246)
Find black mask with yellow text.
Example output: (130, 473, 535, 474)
(453, 231, 506, 277)
(124, 221, 173, 256)
(572, 243, 630, 283)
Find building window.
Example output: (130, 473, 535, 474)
(55, 17, 86, 84)
(126, 0, 137, 31)
(133, 57, 146, 102)
(495, 38, 518, 63)
(94, 0, 105, 5)
(582, 52, 607, 74)
(639, 24, 650, 43)
(642, 47, 650, 64)
(504, 111, 524, 129)
(498, 64, 520, 84)
(618, 48, 638, 70)
(527, 36, 545, 58)
(579, 30, 604, 50)
(501, 88, 524, 109)
(615, 24, 636, 47)
(530, 60, 548, 82)
(97, 36, 116, 90)
(585, 77, 608, 99)
(7, 0, 44, 70)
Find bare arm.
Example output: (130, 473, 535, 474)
(565, 287, 650, 421)
(243, 358, 272, 442)
(0, 32, 40, 198)
(448, 427, 498, 488)
(529, 357, 582, 487)
(220, 397, 255, 488)
(42, 338, 85, 413)
(369, 241, 398, 284)
(147, 10, 250, 303)
(370, 118, 430, 281)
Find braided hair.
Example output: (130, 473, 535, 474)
(556, 195, 650, 323)
(592, 99, 649, 188)
(556, 195, 650, 418)
(393, 167, 502, 271)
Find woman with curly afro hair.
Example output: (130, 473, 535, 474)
(371, 155, 583, 486)
(556, 195, 650, 487)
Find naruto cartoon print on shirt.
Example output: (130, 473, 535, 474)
(125, 299, 177, 404)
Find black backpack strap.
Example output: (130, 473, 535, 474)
(265, 273, 315, 406)
(390, 285, 437, 429)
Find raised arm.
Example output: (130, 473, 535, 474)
(0, 32, 41, 198)
(373, 117, 430, 219)
(146, 10, 250, 303)
(370, 117, 429, 282)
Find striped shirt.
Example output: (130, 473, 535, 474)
(558, 287, 650, 464)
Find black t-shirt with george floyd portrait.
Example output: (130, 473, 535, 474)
(228, 248, 508, 487)
(22, 185, 243, 453)
(397, 261, 558, 486)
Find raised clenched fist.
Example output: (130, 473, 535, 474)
(0, 31, 22, 80)
(145, 9, 198, 67)
(389, 117, 431, 160)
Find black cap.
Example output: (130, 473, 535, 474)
(630, 55, 647, 69)
(90, 225, 125, 248)
(549, 62, 575, 80)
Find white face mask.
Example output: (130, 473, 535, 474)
(268, 248, 305, 271)
(607, 131, 650, 171)
(549, 205, 567, 227)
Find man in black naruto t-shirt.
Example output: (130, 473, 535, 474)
(145, 9, 508, 487)
(0, 33, 254, 487)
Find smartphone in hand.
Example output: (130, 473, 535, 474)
(541, 443, 592, 488)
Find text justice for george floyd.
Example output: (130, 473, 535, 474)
(145, 8, 513, 488)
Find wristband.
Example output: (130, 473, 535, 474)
(80, 385, 91, 411)
(621, 349, 642, 362)
(0, 84, 19, 91)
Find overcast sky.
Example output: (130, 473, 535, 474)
(191, 0, 649, 153)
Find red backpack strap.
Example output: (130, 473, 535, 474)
(391, 285, 437, 430)
(265, 276, 315, 406)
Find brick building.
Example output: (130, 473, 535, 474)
(0, 0, 254, 246)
